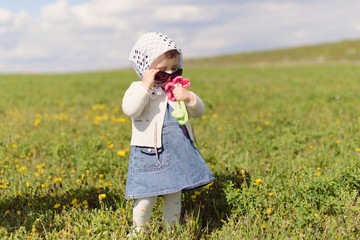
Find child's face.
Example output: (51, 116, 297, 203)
(150, 53, 179, 88)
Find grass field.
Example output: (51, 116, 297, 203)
(0, 64, 360, 239)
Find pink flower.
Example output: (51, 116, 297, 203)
(165, 76, 190, 101)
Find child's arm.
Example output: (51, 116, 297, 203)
(122, 70, 158, 117)
(122, 82, 150, 118)
(185, 92, 205, 118)
(172, 87, 205, 118)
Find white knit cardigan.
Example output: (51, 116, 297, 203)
(122, 81, 205, 148)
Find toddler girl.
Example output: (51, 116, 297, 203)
(122, 32, 215, 235)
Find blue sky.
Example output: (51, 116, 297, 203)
(1, 0, 360, 73)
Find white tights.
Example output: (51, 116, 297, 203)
(132, 191, 181, 233)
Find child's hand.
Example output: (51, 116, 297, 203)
(142, 69, 159, 92)
(172, 87, 194, 103)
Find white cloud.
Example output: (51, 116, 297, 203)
(1, 0, 360, 73)
(294, 30, 306, 39)
(84, 0, 143, 14)
(40, 0, 71, 22)
(71, 1, 131, 30)
(0, 44, 51, 60)
(354, 23, 360, 32)
(0, 8, 13, 24)
(153, 5, 210, 22)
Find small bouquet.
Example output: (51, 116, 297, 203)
(165, 76, 190, 125)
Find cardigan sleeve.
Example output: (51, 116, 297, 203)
(122, 82, 150, 118)
(185, 91, 205, 118)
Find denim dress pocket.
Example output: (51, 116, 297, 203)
(133, 146, 170, 172)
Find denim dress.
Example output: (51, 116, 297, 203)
(125, 104, 215, 199)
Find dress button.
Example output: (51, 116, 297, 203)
(148, 148, 152, 153)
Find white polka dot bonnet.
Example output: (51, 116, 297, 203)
(129, 32, 183, 79)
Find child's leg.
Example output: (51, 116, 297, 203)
(162, 191, 182, 231)
(132, 196, 157, 233)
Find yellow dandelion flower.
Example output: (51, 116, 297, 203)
(117, 150, 126, 156)
(53, 177, 62, 183)
(70, 199, 78, 205)
(54, 204, 61, 209)
(268, 192, 274, 197)
(33, 119, 41, 126)
(98, 104, 105, 110)
(115, 117, 126, 123)
(207, 182, 214, 187)
(315, 172, 321, 177)
(99, 194, 106, 201)
(356, 148, 360, 152)
(266, 208, 272, 215)
(261, 224, 266, 229)
(0, 183, 9, 189)
(254, 178, 262, 186)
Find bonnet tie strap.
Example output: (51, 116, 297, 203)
(189, 121, 198, 145)
(154, 122, 161, 168)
